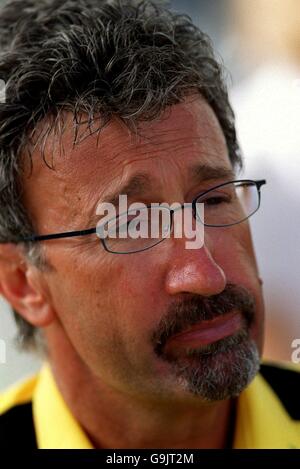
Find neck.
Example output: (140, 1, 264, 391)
(46, 329, 235, 449)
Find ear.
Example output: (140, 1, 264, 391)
(0, 243, 55, 328)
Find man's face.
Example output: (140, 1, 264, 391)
(23, 96, 264, 402)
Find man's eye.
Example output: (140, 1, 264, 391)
(204, 196, 230, 205)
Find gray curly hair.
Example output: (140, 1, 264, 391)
(0, 0, 241, 350)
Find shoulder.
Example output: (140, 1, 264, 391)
(0, 374, 38, 448)
(260, 361, 300, 420)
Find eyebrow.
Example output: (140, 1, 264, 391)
(189, 164, 235, 184)
(103, 173, 152, 206)
(102, 164, 236, 207)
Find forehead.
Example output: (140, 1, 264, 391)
(27, 96, 229, 179)
(22, 96, 231, 228)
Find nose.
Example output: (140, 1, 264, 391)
(164, 240, 226, 297)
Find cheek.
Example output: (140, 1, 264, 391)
(55, 253, 169, 387)
(113, 257, 166, 330)
(47, 249, 162, 348)
(211, 223, 259, 280)
(44, 249, 122, 348)
(211, 225, 264, 351)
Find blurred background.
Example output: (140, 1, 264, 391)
(1, 0, 299, 390)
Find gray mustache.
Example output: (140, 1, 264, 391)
(152, 283, 256, 356)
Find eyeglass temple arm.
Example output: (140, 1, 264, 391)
(17, 227, 97, 243)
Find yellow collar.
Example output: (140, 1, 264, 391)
(234, 372, 300, 448)
(33, 365, 93, 449)
(2, 363, 299, 448)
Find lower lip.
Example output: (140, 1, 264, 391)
(164, 312, 243, 354)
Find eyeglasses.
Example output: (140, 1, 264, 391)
(18, 179, 266, 254)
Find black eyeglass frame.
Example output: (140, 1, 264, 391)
(14, 179, 266, 254)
